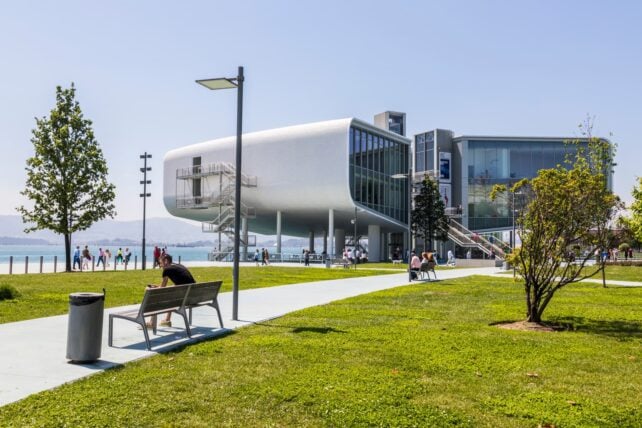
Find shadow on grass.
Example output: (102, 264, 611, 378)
(549, 316, 642, 338)
(291, 326, 347, 334)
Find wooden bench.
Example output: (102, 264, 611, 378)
(108, 281, 224, 350)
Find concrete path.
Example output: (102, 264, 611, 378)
(0, 267, 498, 407)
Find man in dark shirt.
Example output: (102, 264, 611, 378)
(147, 254, 195, 327)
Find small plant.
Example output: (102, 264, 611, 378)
(0, 284, 20, 301)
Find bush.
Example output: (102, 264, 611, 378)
(619, 242, 631, 252)
(0, 284, 20, 301)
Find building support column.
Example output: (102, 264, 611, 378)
(276, 211, 282, 256)
(323, 230, 328, 255)
(309, 231, 315, 253)
(334, 228, 345, 257)
(328, 209, 335, 258)
(368, 224, 381, 262)
(241, 218, 248, 261)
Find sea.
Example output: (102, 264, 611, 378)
(0, 244, 306, 265)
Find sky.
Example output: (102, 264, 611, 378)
(1, 0, 640, 222)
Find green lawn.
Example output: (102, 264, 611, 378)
(0, 266, 398, 324)
(1, 276, 640, 427)
(494, 265, 642, 283)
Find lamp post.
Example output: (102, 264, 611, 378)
(196, 66, 244, 321)
(392, 171, 413, 282)
(351, 207, 358, 270)
(139, 153, 152, 270)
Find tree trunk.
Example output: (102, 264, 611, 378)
(64, 233, 72, 272)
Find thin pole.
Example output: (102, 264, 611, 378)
(407, 171, 413, 282)
(142, 153, 148, 271)
(232, 66, 244, 321)
(354, 207, 357, 270)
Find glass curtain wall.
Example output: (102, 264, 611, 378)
(466, 140, 579, 230)
(349, 126, 409, 223)
(414, 131, 435, 175)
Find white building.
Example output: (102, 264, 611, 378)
(163, 117, 411, 261)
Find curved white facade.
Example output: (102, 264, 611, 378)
(163, 118, 410, 259)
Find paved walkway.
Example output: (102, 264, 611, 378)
(0, 267, 498, 406)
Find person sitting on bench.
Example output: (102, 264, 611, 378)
(146, 254, 195, 328)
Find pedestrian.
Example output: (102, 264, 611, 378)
(254, 249, 260, 266)
(153, 246, 161, 268)
(124, 248, 132, 267)
(82, 246, 91, 271)
(304, 250, 310, 266)
(96, 248, 104, 267)
(105, 248, 112, 267)
(72, 246, 81, 270)
(116, 248, 123, 265)
(447, 250, 456, 267)
(264, 248, 270, 265)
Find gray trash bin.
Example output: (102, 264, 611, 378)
(66, 291, 105, 363)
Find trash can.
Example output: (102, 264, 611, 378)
(66, 291, 105, 363)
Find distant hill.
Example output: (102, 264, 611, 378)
(0, 215, 217, 246)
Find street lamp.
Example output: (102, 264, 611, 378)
(196, 66, 244, 321)
(350, 207, 358, 270)
(139, 153, 152, 270)
(392, 171, 413, 282)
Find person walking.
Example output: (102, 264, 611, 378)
(116, 248, 123, 265)
(304, 250, 310, 266)
(82, 246, 91, 271)
(105, 248, 112, 267)
(153, 246, 161, 268)
(72, 246, 81, 271)
(96, 248, 104, 268)
(254, 249, 260, 266)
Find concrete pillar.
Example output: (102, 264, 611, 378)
(276, 211, 282, 255)
(309, 231, 315, 253)
(241, 218, 248, 261)
(323, 230, 328, 255)
(328, 209, 334, 258)
(368, 225, 381, 262)
(334, 228, 345, 256)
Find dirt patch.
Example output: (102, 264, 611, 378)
(496, 321, 556, 332)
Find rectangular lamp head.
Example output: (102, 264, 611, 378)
(196, 78, 238, 90)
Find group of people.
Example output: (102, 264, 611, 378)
(72, 246, 132, 271)
(152, 246, 169, 268)
(342, 247, 367, 265)
(596, 247, 635, 262)
(409, 251, 437, 280)
(254, 248, 271, 266)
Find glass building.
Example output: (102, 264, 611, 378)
(413, 131, 610, 232)
(349, 125, 409, 224)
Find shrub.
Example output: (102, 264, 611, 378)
(0, 284, 20, 301)
(619, 242, 631, 252)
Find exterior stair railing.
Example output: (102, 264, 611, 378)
(447, 219, 508, 260)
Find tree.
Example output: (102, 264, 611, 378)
(624, 177, 642, 245)
(411, 176, 449, 251)
(17, 84, 116, 272)
(492, 130, 618, 323)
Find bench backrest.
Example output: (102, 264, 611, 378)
(139, 285, 190, 316)
(183, 281, 223, 307)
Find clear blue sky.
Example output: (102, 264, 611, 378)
(1, 0, 640, 221)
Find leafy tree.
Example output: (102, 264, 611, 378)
(411, 176, 449, 251)
(17, 84, 116, 272)
(492, 133, 618, 323)
(624, 177, 642, 245)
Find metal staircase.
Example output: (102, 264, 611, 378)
(176, 162, 257, 261)
(447, 219, 508, 260)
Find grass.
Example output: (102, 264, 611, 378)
(1, 275, 641, 427)
(495, 265, 642, 283)
(0, 266, 398, 324)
